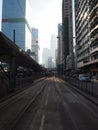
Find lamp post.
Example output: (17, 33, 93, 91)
(56, 35, 63, 75)
(9, 30, 16, 92)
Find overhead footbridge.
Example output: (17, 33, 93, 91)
(0, 32, 44, 72)
(0, 32, 46, 93)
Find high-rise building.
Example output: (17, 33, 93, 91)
(89, 0, 98, 76)
(57, 23, 63, 74)
(42, 48, 50, 68)
(2, 0, 32, 51)
(75, 0, 98, 78)
(31, 27, 39, 63)
(50, 34, 56, 68)
(57, 24, 62, 64)
(75, 0, 90, 68)
(48, 57, 52, 68)
(62, 0, 73, 70)
(50, 34, 56, 59)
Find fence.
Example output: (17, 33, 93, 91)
(64, 76, 98, 98)
(0, 71, 43, 98)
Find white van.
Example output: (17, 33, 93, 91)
(78, 74, 91, 81)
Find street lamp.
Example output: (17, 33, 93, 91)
(9, 30, 16, 92)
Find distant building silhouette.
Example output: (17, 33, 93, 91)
(31, 28, 39, 63)
(42, 48, 50, 68)
(50, 34, 56, 68)
(50, 34, 56, 59)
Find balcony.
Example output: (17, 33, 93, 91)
(77, 44, 89, 55)
(90, 47, 98, 54)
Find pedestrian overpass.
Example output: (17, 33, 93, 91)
(0, 32, 46, 94)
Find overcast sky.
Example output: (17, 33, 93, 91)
(0, 0, 62, 63)
(30, 0, 62, 63)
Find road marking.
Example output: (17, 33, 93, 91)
(56, 84, 61, 93)
(45, 95, 48, 105)
(45, 87, 50, 105)
(48, 86, 50, 93)
(39, 115, 45, 130)
(56, 80, 78, 130)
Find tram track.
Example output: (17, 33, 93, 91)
(0, 78, 45, 109)
(0, 77, 45, 103)
(1, 77, 98, 130)
(54, 77, 98, 130)
(0, 78, 48, 130)
(12, 77, 51, 130)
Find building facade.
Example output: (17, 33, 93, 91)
(47, 57, 53, 68)
(89, 0, 98, 75)
(42, 48, 50, 68)
(31, 28, 39, 63)
(50, 34, 56, 59)
(2, 0, 32, 51)
(75, 0, 98, 78)
(57, 23, 63, 74)
(50, 34, 56, 68)
(62, 0, 73, 71)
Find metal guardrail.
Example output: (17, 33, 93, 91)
(0, 71, 43, 98)
(15, 75, 43, 90)
(64, 76, 98, 98)
(0, 74, 9, 97)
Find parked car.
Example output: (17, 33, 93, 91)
(78, 74, 91, 81)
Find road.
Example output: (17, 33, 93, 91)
(0, 77, 98, 130)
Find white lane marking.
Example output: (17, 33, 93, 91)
(56, 84, 61, 93)
(56, 83, 78, 130)
(39, 115, 45, 130)
(45, 87, 50, 105)
(45, 95, 48, 105)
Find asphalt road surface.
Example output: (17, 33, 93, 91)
(0, 77, 98, 130)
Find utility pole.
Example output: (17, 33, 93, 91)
(9, 30, 16, 92)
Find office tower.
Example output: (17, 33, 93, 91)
(2, 0, 32, 51)
(62, 0, 73, 70)
(57, 24, 63, 64)
(50, 34, 56, 59)
(57, 23, 63, 74)
(75, 0, 98, 78)
(48, 57, 52, 68)
(50, 34, 56, 68)
(31, 28, 39, 63)
(42, 48, 50, 68)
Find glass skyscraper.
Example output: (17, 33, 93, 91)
(31, 28, 39, 63)
(2, 0, 32, 51)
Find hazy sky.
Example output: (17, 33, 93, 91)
(0, 0, 62, 63)
(30, 0, 62, 63)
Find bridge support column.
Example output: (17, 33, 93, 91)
(9, 30, 16, 92)
(9, 55, 16, 92)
